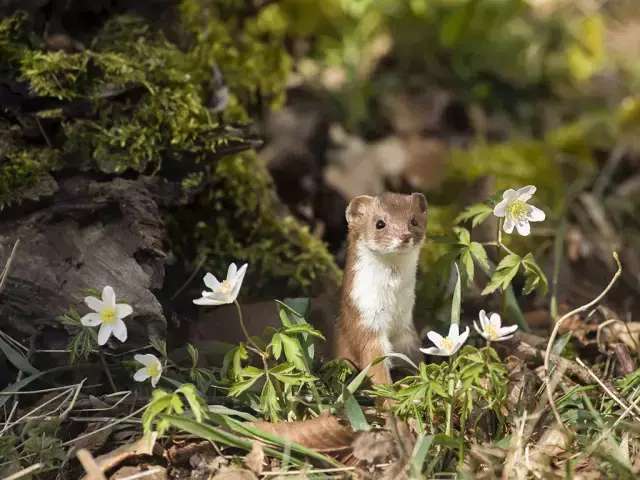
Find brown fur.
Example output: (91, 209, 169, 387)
(333, 192, 427, 374)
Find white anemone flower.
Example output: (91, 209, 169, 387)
(474, 310, 518, 342)
(81, 286, 132, 345)
(193, 263, 248, 306)
(493, 185, 545, 236)
(133, 354, 163, 387)
(420, 323, 470, 357)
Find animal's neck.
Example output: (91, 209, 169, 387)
(342, 235, 420, 332)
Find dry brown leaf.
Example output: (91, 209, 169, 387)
(80, 433, 157, 480)
(243, 442, 265, 475)
(251, 412, 355, 450)
(351, 430, 395, 465)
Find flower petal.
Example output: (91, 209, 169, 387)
(97, 324, 112, 345)
(203, 272, 220, 291)
(502, 189, 518, 201)
(473, 320, 486, 338)
(515, 220, 531, 236)
(419, 347, 449, 356)
(227, 263, 238, 281)
(426, 331, 444, 348)
(193, 295, 228, 306)
(102, 286, 116, 308)
(451, 327, 470, 354)
(80, 312, 102, 327)
(503, 217, 515, 234)
(84, 296, 102, 312)
(134, 368, 150, 382)
(489, 313, 501, 329)
(527, 205, 545, 222)
(448, 323, 460, 339)
(116, 303, 133, 319)
(479, 310, 489, 328)
(112, 319, 128, 343)
(516, 185, 536, 201)
(151, 374, 161, 387)
(496, 334, 515, 341)
(493, 200, 508, 218)
(499, 324, 518, 336)
(230, 263, 248, 301)
(135, 354, 156, 366)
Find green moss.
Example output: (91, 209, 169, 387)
(1, 7, 337, 293)
(170, 153, 340, 296)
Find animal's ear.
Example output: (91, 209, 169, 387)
(411, 192, 427, 214)
(346, 195, 374, 225)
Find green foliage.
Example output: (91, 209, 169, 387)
(221, 301, 323, 421)
(58, 308, 98, 364)
(481, 251, 548, 296)
(372, 346, 508, 437)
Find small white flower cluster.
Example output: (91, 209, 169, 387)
(79, 262, 249, 388)
(80, 285, 163, 387)
(420, 311, 518, 357)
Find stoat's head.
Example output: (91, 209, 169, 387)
(346, 192, 428, 255)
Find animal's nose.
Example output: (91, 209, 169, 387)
(401, 233, 412, 243)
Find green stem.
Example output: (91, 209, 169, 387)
(234, 300, 262, 355)
(445, 357, 454, 437)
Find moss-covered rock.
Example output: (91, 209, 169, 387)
(0, 2, 338, 297)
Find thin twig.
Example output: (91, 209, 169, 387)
(0, 238, 20, 294)
(63, 404, 148, 446)
(544, 252, 622, 372)
(576, 357, 640, 420)
(2, 463, 44, 480)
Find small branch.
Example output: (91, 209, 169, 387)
(544, 252, 622, 372)
(0, 239, 20, 294)
(576, 357, 640, 421)
(2, 463, 44, 480)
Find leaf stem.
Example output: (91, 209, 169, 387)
(233, 300, 262, 355)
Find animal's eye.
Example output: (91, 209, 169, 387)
(376, 220, 386, 229)
(411, 217, 418, 227)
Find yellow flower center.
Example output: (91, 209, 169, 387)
(442, 337, 454, 353)
(507, 200, 528, 221)
(219, 279, 233, 295)
(485, 324, 499, 340)
(147, 364, 160, 378)
(100, 307, 117, 325)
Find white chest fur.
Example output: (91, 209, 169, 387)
(350, 241, 419, 336)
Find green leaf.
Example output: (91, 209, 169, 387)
(186, 343, 198, 369)
(453, 226, 471, 245)
(460, 249, 474, 282)
(469, 242, 490, 272)
(260, 378, 280, 421)
(0, 332, 38, 375)
(228, 369, 264, 397)
(521, 253, 549, 295)
(481, 253, 521, 295)
(342, 389, 370, 431)
(409, 434, 434, 478)
(280, 333, 308, 372)
(271, 333, 283, 360)
(455, 203, 493, 227)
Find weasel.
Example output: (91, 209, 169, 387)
(250, 193, 428, 449)
(334, 192, 427, 383)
